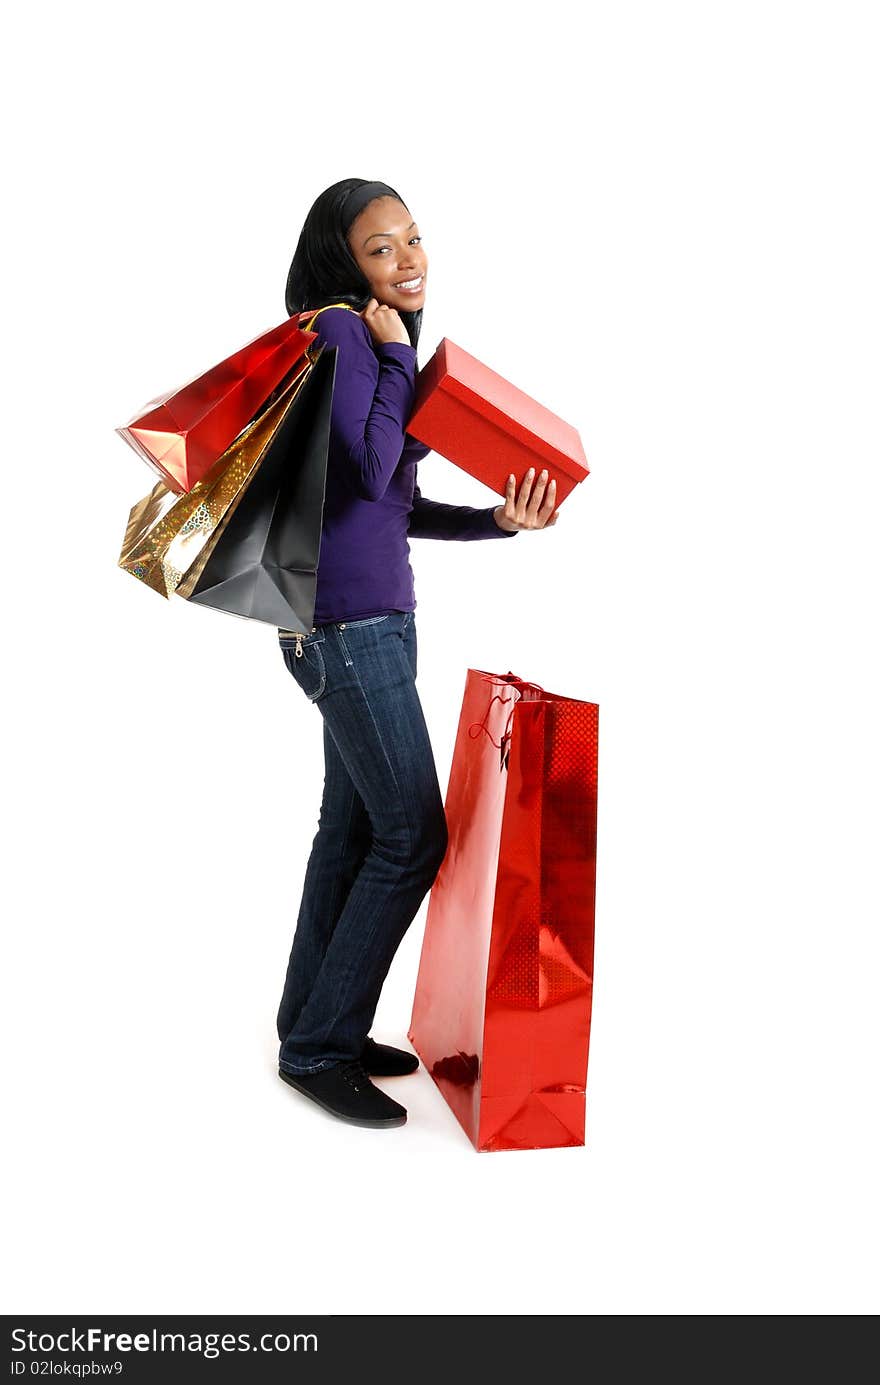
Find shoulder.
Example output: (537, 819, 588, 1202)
(309, 307, 372, 349)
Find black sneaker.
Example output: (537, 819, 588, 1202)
(279, 1058, 407, 1128)
(362, 1036, 419, 1077)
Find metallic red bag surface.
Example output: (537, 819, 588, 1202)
(409, 668, 599, 1152)
(116, 312, 319, 494)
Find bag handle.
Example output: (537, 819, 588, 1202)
(468, 692, 517, 751)
(299, 302, 360, 333)
(467, 678, 546, 772)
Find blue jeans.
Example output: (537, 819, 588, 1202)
(276, 610, 449, 1074)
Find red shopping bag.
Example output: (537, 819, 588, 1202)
(409, 668, 599, 1152)
(116, 312, 320, 494)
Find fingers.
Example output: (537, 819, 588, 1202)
(364, 297, 394, 319)
(530, 469, 554, 506)
(538, 475, 557, 517)
(507, 468, 559, 529)
(521, 468, 556, 516)
(365, 297, 398, 317)
(518, 467, 543, 504)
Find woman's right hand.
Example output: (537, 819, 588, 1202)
(361, 297, 411, 347)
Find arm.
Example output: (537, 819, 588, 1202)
(314, 308, 418, 502)
(408, 469, 521, 541)
(400, 432, 432, 465)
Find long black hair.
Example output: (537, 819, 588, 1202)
(284, 178, 423, 350)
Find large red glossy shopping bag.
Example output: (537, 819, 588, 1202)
(409, 669, 599, 1152)
(406, 338, 589, 505)
(115, 312, 320, 494)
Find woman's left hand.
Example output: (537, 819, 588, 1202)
(493, 468, 560, 532)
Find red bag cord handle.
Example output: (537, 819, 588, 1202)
(467, 678, 546, 750)
(468, 692, 517, 750)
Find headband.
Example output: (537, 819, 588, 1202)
(341, 180, 405, 232)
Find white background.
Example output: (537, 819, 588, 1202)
(3, 0, 878, 1316)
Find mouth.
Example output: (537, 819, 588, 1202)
(392, 274, 425, 294)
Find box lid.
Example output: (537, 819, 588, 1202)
(424, 338, 588, 478)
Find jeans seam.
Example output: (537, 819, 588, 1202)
(286, 643, 327, 700)
(336, 614, 395, 666)
(330, 778, 360, 934)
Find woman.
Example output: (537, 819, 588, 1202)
(276, 178, 559, 1130)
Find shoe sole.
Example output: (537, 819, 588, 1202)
(278, 1069, 407, 1128)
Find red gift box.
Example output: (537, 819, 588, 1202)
(406, 338, 589, 504)
(409, 668, 599, 1152)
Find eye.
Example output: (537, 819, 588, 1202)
(371, 235, 423, 256)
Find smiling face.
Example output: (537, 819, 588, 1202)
(346, 196, 428, 310)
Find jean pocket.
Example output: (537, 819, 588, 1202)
(282, 643, 326, 702)
(339, 614, 391, 628)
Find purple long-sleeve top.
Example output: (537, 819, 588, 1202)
(304, 307, 518, 624)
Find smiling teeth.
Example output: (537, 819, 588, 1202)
(395, 277, 423, 289)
